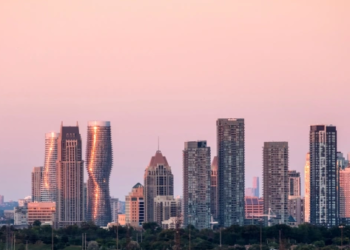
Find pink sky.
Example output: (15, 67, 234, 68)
(0, 1, 349, 200)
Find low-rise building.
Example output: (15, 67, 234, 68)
(27, 202, 55, 225)
(14, 207, 27, 225)
(4, 210, 14, 220)
(125, 183, 144, 228)
(288, 196, 304, 226)
(154, 196, 181, 228)
(117, 214, 126, 226)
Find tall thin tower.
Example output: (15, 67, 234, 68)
(32, 167, 43, 202)
(56, 123, 84, 227)
(210, 156, 218, 220)
(86, 121, 113, 226)
(40, 132, 59, 202)
(217, 118, 245, 227)
(304, 153, 310, 223)
(310, 125, 338, 226)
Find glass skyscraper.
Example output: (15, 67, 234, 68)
(86, 121, 113, 226)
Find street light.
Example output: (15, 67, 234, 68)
(339, 225, 345, 249)
(259, 219, 263, 250)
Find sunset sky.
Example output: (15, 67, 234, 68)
(0, 1, 349, 200)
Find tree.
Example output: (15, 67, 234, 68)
(87, 241, 99, 250)
(33, 220, 41, 227)
(313, 240, 325, 248)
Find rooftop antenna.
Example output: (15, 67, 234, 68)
(158, 136, 159, 151)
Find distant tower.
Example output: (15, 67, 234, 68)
(144, 150, 174, 222)
(56, 124, 84, 227)
(304, 153, 310, 223)
(252, 177, 259, 197)
(183, 141, 211, 230)
(339, 168, 350, 220)
(288, 170, 301, 197)
(210, 156, 218, 220)
(263, 142, 289, 225)
(40, 132, 59, 202)
(125, 183, 144, 227)
(217, 118, 245, 226)
(310, 125, 338, 226)
(32, 167, 43, 202)
(86, 121, 113, 226)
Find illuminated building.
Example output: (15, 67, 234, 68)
(217, 118, 245, 227)
(32, 167, 43, 202)
(340, 167, 350, 220)
(245, 196, 263, 225)
(56, 123, 84, 227)
(210, 156, 218, 220)
(289, 170, 301, 197)
(40, 132, 59, 202)
(183, 141, 211, 230)
(144, 150, 174, 222)
(27, 202, 56, 225)
(310, 125, 338, 226)
(304, 153, 310, 223)
(86, 121, 113, 226)
(125, 183, 144, 227)
(263, 142, 289, 225)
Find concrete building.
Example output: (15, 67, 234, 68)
(40, 132, 59, 202)
(144, 150, 174, 222)
(217, 118, 245, 227)
(117, 214, 126, 226)
(154, 196, 181, 228)
(125, 183, 144, 227)
(304, 153, 310, 223)
(310, 125, 338, 226)
(245, 196, 263, 222)
(56, 124, 84, 227)
(32, 167, 43, 202)
(86, 121, 113, 226)
(210, 156, 218, 220)
(288, 197, 304, 225)
(14, 207, 27, 225)
(118, 201, 126, 214)
(263, 142, 289, 225)
(27, 202, 55, 225)
(110, 197, 119, 222)
(183, 141, 211, 230)
(253, 177, 260, 197)
(18, 197, 31, 208)
(162, 217, 178, 229)
(340, 167, 350, 221)
(289, 170, 301, 197)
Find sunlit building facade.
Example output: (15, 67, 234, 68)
(32, 166, 43, 202)
(40, 132, 59, 202)
(125, 183, 144, 227)
(304, 153, 310, 223)
(339, 167, 350, 219)
(28, 202, 56, 225)
(210, 156, 218, 220)
(86, 121, 113, 226)
(245, 196, 263, 219)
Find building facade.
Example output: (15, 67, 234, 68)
(210, 156, 218, 220)
(32, 167, 43, 202)
(144, 150, 174, 222)
(252, 177, 259, 197)
(217, 118, 245, 227)
(340, 167, 350, 220)
(288, 197, 304, 226)
(14, 206, 27, 225)
(337, 152, 348, 170)
(0, 195, 4, 205)
(154, 196, 181, 228)
(245, 196, 263, 220)
(263, 142, 289, 225)
(56, 124, 84, 227)
(245, 188, 255, 197)
(40, 132, 59, 202)
(110, 197, 119, 222)
(27, 202, 56, 225)
(309, 125, 338, 226)
(289, 170, 301, 197)
(125, 183, 144, 227)
(86, 121, 113, 226)
(304, 153, 310, 223)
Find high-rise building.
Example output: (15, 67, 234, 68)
(183, 141, 211, 230)
(337, 152, 348, 170)
(304, 153, 310, 223)
(217, 118, 245, 227)
(144, 150, 174, 222)
(125, 183, 144, 227)
(245, 188, 255, 197)
(339, 167, 350, 220)
(40, 132, 59, 202)
(154, 196, 181, 228)
(252, 177, 259, 197)
(245, 196, 263, 225)
(289, 170, 301, 197)
(309, 125, 338, 226)
(31, 167, 43, 202)
(86, 121, 113, 226)
(288, 197, 304, 226)
(110, 197, 119, 222)
(56, 124, 84, 227)
(27, 202, 56, 225)
(0, 195, 4, 205)
(263, 142, 289, 225)
(210, 156, 218, 220)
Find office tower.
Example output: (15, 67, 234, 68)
(289, 170, 301, 197)
(210, 156, 218, 220)
(86, 121, 113, 226)
(83, 183, 87, 221)
(245, 196, 263, 225)
(31, 167, 43, 202)
(217, 118, 245, 227)
(125, 183, 144, 227)
(56, 124, 84, 227)
(40, 132, 59, 202)
(252, 177, 259, 197)
(110, 197, 119, 222)
(310, 125, 338, 226)
(0, 195, 4, 205)
(154, 196, 181, 228)
(337, 152, 348, 170)
(263, 142, 289, 225)
(144, 150, 174, 222)
(304, 153, 310, 223)
(183, 141, 211, 230)
(27, 202, 56, 225)
(288, 197, 305, 226)
(339, 167, 350, 221)
(245, 188, 255, 197)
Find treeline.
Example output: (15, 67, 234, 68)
(0, 222, 350, 250)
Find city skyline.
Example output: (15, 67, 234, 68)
(1, 1, 350, 201)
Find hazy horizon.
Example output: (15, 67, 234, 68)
(1, 1, 350, 201)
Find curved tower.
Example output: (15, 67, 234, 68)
(86, 121, 113, 226)
(40, 132, 59, 202)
